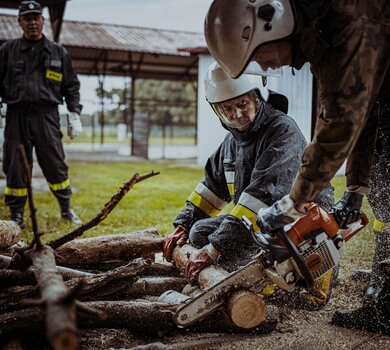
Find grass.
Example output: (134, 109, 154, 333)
(0, 161, 376, 272)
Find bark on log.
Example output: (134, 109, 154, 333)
(54, 228, 163, 269)
(0, 300, 278, 341)
(172, 244, 266, 329)
(0, 220, 22, 250)
(0, 259, 179, 313)
(125, 277, 187, 298)
(31, 245, 79, 350)
(0, 254, 93, 285)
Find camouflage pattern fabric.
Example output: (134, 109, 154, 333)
(290, 0, 390, 203)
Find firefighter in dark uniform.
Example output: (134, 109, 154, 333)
(0, 1, 83, 228)
(204, 0, 390, 333)
(163, 61, 335, 310)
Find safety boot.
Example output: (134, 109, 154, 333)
(364, 231, 390, 302)
(332, 233, 390, 334)
(58, 199, 82, 225)
(10, 207, 25, 228)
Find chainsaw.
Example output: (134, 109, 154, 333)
(174, 203, 368, 327)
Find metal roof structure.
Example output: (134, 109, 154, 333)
(0, 13, 207, 81)
(0, 0, 67, 42)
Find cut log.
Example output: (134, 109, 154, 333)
(54, 228, 163, 269)
(0, 220, 22, 250)
(172, 244, 266, 329)
(125, 277, 187, 298)
(0, 300, 278, 341)
(0, 259, 180, 313)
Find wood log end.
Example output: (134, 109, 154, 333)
(227, 290, 266, 329)
(0, 220, 22, 250)
(52, 330, 80, 350)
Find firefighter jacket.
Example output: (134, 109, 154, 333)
(0, 35, 81, 113)
(174, 103, 333, 259)
(289, 0, 390, 203)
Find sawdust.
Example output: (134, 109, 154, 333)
(77, 265, 389, 350)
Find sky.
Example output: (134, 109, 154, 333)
(0, 0, 213, 113)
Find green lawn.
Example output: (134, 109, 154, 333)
(0, 161, 376, 272)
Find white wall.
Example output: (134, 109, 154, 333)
(197, 54, 229, 166)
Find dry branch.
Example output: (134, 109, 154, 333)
(49, 171, 159, 249)
(31, 245, 79, 349)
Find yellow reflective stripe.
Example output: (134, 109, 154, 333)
(230, 203, 260, 231)
(237, 192, 268, 213)
(188, 191, 221, 217)
(48, 179, 70, 191)
(373, 218, 390, 232)
(193, 183, 227, 210)
(227, 183, 234, 196)
(4, 186, 27, 197)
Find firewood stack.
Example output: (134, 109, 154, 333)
(0, 169, 278, 349)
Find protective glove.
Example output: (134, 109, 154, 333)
(332, 188, 366, 229)
(67, 112, 83, 139)
(184, 247, 214, 285)
(257, 194, 306, 234)
(162, 225, 189, 262)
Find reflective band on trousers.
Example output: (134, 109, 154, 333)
(373, 218, 390, 232)
(48, 178, 70, 191)
(4, 186, 27, 197)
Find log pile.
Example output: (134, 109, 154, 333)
(0, 160, 279, 349)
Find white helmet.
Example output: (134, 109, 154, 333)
(205, 61, 269, 130)
(205, 0, 296, 78)
(205, 61, 269, 104)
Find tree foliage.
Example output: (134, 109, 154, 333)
(96, 79, 197, 126)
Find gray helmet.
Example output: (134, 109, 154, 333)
(205, 0, 296, 78)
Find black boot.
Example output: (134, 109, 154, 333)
(61, 208, 82, 224)
(332, 233, 390, 334)
(10, 207, 25, 228)
(365, 231, 390, 301)
(58, 198, 82, 225)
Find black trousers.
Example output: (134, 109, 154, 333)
(3, 104, 70, 208)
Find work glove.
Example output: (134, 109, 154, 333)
(257, 194, 306, 234)
(184, 247, 214, 285)
(332, 188, 366, 229)
(162, 225, 188, 262)
(67, 112, 83, 139)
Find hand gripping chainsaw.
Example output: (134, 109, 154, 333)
(174, 203, 368, 327)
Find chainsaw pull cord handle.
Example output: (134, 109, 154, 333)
(275, 228, 315, 290)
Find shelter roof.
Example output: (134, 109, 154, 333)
(0, 13, 208, 81)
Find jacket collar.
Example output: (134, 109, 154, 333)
(20, 35, 51, 53)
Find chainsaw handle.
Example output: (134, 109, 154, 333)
(340, 212, 369, 242)
(275, 228, 315, 290)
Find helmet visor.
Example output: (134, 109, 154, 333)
(211, 90, 260, 131)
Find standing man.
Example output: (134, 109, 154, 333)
(0, 1, 83, 228)
(204, 0, 389, 333)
